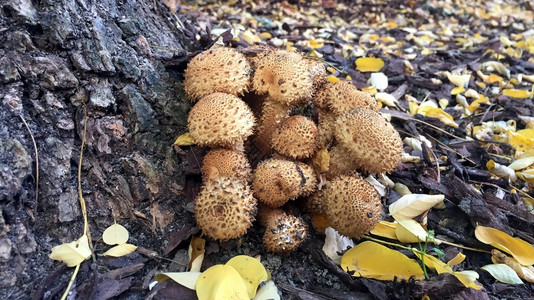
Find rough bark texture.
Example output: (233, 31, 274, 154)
(1, 0, 192, 297)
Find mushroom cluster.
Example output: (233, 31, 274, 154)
(183, 46, 402, 253)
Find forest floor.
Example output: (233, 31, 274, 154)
(2, 0, 534, 299)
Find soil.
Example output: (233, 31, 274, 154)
(1, 0, 533, 299)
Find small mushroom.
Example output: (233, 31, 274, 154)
(314, 81, 378, 115)
(187, 93, 255, 149)
(252, 49, 314, 105)
(252, 159, 303, 207)
(271, 115, 319, 159)
(184, 47, 252, 101)
(334, 108, 402, 174)
(258, 206, 308, 254)
(325, 174, 382, 238)
(194, 177, 257, 241)
(254, 98, 292, 155)
(201, 149, 251, 182)
(325, 144, 359, 178)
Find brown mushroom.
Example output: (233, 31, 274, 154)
(252, 159, 303, 207)
(334, 108, 402, 174)
(258, 206, 307, 254)
(184, 47, 252, 101)
(254, 98, 292, 155)
(271, 115, 319, 159)
(187, 93, 255, 149)
(325, 144, 359, 178)
(314, 80, 378, 115)
(201, 149, 251, 182)
(194, 177, 257, 241)
(252, 49, 314, 105)
(325, 174, 382, 238)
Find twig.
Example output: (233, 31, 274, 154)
(60, 264, 80, 300)
(19, 114, 39, 217)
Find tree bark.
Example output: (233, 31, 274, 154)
(0, 0, 194, 297)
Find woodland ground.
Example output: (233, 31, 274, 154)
(0, 0, 533, 299)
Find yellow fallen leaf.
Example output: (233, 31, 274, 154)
(326, 75, 339, 83)
(240, 29, 260, 44)
(362, 85, 378, 95)
(447, 252, 466, 267)
(438, 98, 449, 109)
(415, 253, 483, 290)
(154, 272, 202, 289)
(173, 132, 195, 146)
(370, 221, 398, 240)
(475, 226, 534, 266)
(491, 249, 534, 283)
(486, 74, 504, 83)
(312, 146, 330, 173)
(340, 241, 425, 280)
(389, 194, 445, 220)
(446, 72, 471, 88)
(503, 89, 534, 99)
(102, 223, 129, 245)
(467, 95, 490, 113)
(188, 236, 205, 272)
(196, 265, 249, 300)
(409, 102, 419, 116)
(508, 156, 534, 170)
(103, 243, 137, 257)
(395, 219, 430, 243)
(516, 169, 534, 183)
(507, 129, 534, 152)
(308, 39, 324, 49)
(451, 86, 465, 95)
(258, 32, 272, 39)
(375, 92, 397, 107)
(49, 235, 92, 267)
(355, 57, 384, 72)
(226, 256, 268, 299)
(481, 264, 524, 284)
(421, 108, 458, 128)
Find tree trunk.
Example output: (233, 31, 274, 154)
(1, 0, 194, 297)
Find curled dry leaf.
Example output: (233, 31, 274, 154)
(486, 160, 518, 182)
(389, 194, 445, 220)
(479, 61, 511, 78)
(173, 132, 196, 146)
(154, 272, 203, 289)
(103, 244, 137, 257)
(253, 281, 280, 300)
(481, 264, 524, 284)
(322, 227, 355, 264)
(491, 249, 534, 283)
(475, 226, 534, 266)
(340, 241, 425, 281)
(49, 234, 92, 267)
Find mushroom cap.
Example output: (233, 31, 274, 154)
(314, 81, 378, 115)
(254, 99, 291, 154)
(304, 187, 329, 214)
(326, 144, 359, 178)
(201, 149, 251, 182)
(306, 58, 327, 89)
(296, 162, 318, 196)
(252, 159, 304, 207)
(325, 174, 382, 238)
(184, 47, 252, 101)
(187, 93, 255, 147)
(317, 109, 336, 148)
(258, 207, 307, 254)
(252, 50, 314, 105)
(334, 108, 402, 174)
(271, 115, 319, 159)
(194, 177, 257, 241)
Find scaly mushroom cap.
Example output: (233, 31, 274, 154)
(201, 149, 251, 182)
(258, 206, 307, 254)
(334, 108, 402, 174)
(194, 177, 257, 241)
(314, 81, 378, 115)
(325, 174, 382, 238)
(187, 93, 255, 148)
(254, 99, 291, 154)
(252, 159, 304, 207)
(326, 144, 359, 178)
(304, 187, 328, 214)
(296, 162, 318, 196)
(317, 109, 336, 148)
(252, 50, 314, 105)
(184, 47, 252, 101)
(306, 58, 327, 89)
(271, 115, 319, 159)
